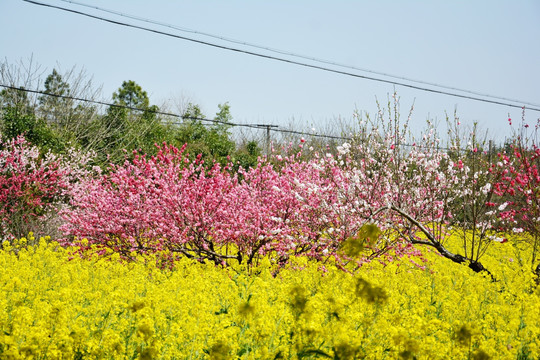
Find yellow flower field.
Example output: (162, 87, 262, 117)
(1, 234, 539, 359)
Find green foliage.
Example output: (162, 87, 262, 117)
(93, 80, 174, 165)
(339, 224, 382, 258)
(39, 69, 71, 120)
(112, 80, 150, 109)
(354, 278, 387, 304)
(91, 81, 244, 167)
(232, 140, 262, 171)
(0, 87, 64, 153)
(1, 58, 261, 170)
(174, 102, 237, 166)
(37, 69, 77, 150)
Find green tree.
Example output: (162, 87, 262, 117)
(175, 103, 212, 160)
(96, 80, 167, 164)
(112, 80, 150, 109)
(232, 139, 262, 170)
(209, 102, 235, 159)
(39, 69, 72, 123)
(22, 67, 105, 154)
(173, 102, 236, 165)
(0, 86, 60, 152)
(35, 69, 79, 152)
(1, 86, 36, 139)
(105, 80, 148, 141)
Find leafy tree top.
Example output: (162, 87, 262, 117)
(112, 80, 149, 109)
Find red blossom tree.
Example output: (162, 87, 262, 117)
(0, 135, 68, 240)
(493, 116, 540, 267)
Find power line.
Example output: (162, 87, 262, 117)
(22, 0, 540, 113)
(56, 0, 540, 110)
(0, 83, 352, 141)
(1, 84, 490, 153)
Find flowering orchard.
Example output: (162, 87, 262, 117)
(2, 106, 540, 275)
(53, 108, 539, 276)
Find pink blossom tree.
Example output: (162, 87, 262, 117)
(61, 140, 422, 268)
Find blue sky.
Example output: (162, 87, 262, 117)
(1, 0, 539, 144)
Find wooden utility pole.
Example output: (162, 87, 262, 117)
(255, 124, 278, 156)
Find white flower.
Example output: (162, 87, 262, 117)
(498, 202, 508, 211)
(481, 183, 491, 195)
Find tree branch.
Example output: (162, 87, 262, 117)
(389, 204, 466, 265)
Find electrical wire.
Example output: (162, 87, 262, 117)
(55, 0, 540, 109)
(22, 0, 540, 113)
(0, 84, 494, 152)
(0, 83, 352, 141)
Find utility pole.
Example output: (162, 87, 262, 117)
(266, 125, 271, 156)
(256, 124, 278, 156)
